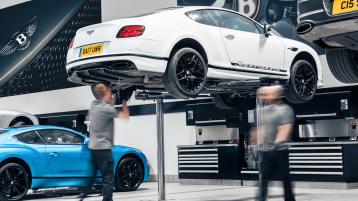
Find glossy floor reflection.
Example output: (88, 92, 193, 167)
(26, 182, 358, 201)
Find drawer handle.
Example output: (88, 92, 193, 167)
(296, 113, 337, 118)
(195, 119, 226, 124)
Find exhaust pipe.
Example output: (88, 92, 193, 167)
(296, 22, 314, 34)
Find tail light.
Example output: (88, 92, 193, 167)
(69, 38, 75, 48)
(117, 25, 145, 38)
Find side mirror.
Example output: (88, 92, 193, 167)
(83, 138, 89, 145)
(264, 24, 272, 37)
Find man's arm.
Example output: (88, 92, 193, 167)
(118, 100, 129, 119)
(275, 123, 293, 144)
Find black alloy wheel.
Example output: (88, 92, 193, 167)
(0, 163, 30, 201)
(115, 157, 144, 192)
(286, 60, 317, 103)
(164, 48, 207, 98)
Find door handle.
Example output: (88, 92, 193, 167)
(225, 34, 235, 40)
(49, 152, 59, 157)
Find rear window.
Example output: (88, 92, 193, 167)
(186, 10, 217, 26)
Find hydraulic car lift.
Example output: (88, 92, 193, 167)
(135, 91, 175, 201)
(132, 79, 275, 200)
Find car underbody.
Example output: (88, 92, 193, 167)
(68, 59, 289, 99)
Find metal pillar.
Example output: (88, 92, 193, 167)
(156, 98, 166, 201)
(256, 91, 263, 192)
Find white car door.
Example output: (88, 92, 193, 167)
(210, 10, 286, 76)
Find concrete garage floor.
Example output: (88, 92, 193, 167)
(26, 182, 358, 201)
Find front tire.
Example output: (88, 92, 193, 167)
(0, 163, 30, 201)
(115, 157, 144, 192)
(163, 48, 207, 98)
(326, 48, 358, 83)
(286, 60, 317, 104)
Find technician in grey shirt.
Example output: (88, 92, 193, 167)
(251, 86, 296, 201)
(80, 83, 129, 201)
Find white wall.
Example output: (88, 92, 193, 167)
(0, 0, 30, 9)
(102, 0, 177, 21)
(0, 86, 94, 114)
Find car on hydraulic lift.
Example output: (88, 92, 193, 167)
(66, 6, 323, 109)
(0, 126, 150, 201)
(296, 0, 358, 83)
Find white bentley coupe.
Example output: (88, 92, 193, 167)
(66, 7, 323, 108)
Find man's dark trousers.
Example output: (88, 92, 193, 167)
(259, 149, 295, 201)
(82, 149, 114, 201)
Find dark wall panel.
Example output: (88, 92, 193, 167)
(0, 0, 101, 97)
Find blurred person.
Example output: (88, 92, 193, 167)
(79, 83, 129, 201)
(251, 86, 296, 201)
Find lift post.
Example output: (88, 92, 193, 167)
(256, 90, 263, 195)
(135, 91, 174, 201)
(156, 98, 165, 201)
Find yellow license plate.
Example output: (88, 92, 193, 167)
(332, 0, 358, 15)
(80, 43, 104, 57)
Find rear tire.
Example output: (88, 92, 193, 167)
(112, 87, 135, 105)
(265, 0, 285, 24)
(286, 60, 317, 104)
(212, 93, 242, 110)
(163, 48, 207, 99)
(326, 48, 358, 83)
(0, 163, 30, 201)
(91, 84, 135, 105)
(115, 157, 144, 192)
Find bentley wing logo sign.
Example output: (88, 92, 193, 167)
(0, 17, 37, 56)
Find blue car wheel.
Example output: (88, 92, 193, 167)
(0, 163, 30, 201)
(115, 157, 144, 192)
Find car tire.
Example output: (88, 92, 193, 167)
(326, 48, 358, 83)
(112, 87, 135, 105)
(0, 163, 30, 201)
(10, 121, 27, 127)
(114, 157, 144, 192)
(163, 47, 207, 98)
(91, 84, 135, 104)
(265, 0, 285, 24)
(9, 118, 34, 127)
(286, 60, 317, 104)
(212, 93, 242, 110)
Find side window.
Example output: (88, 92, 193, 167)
(37, 129, 84, 145)
(14, 131, 44, 144)
(186, 10, 217, 26)
(210, 10, 260, 33)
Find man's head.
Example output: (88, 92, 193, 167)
(94, 83, 113, 103)
(258, 85, 283, 104)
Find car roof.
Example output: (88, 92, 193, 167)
(168, 6, 242, 14)
(158, 6, 262, 25)
(130, 6, 243, 18)
(1, 125, 85, 137)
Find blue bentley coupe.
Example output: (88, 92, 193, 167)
(0, 126, 150, 201)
